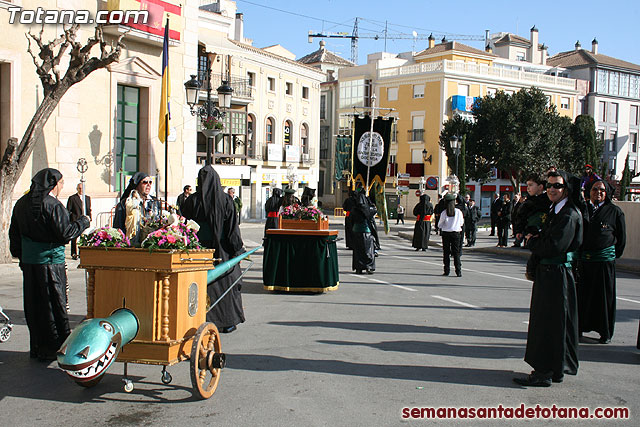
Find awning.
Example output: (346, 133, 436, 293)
(500, 185, 514, 192)
(466, 185, 476, 192)
(481, 185, 496, 191)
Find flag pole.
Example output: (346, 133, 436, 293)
(163, 18, 169, 206)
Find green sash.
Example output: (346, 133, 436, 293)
(21, 236, 65, 264)
(580, 246, 616, 262)
(540, 251, 577, 267)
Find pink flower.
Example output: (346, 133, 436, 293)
(166, 235, 176, 244)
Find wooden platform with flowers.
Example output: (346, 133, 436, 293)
(263, 228, 339, 293)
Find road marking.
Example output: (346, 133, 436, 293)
(617, 297, 640, 304)
(432, 295, 480, 309)
(244, 239, 261, 247)
(348, 273, 417, 292)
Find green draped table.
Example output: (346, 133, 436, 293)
(263, 229, 339, 293)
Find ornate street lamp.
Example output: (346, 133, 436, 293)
(449, 135, 461, 193)
(185, 62, 233, 165)
(422, 148, 432, 164)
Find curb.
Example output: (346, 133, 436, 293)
(396, 231, 640, 275)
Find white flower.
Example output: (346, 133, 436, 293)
(166, 213, 180, 226)
(186, 219, 200, 232)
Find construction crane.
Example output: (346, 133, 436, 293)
(308, 17, 486, 64)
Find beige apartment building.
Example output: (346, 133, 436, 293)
(0, 0, 323, 222)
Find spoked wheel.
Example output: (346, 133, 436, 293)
(190, 322, 225, 399)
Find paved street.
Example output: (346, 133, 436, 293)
(0, 219, 638, 426)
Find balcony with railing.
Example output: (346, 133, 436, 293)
(407, 129, 425, 142)
(196, 72, 253, 100)
(378, 59, 577, 90)
(247, 143, 315, 166)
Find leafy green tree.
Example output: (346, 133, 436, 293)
(619, 153, 631, 201)
(570, 115, 603, 174)
(438, 114, 475, 189)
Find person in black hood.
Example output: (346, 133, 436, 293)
(412, 194, 433, 251)
(113, 172, 162, 245)
(514, 170, 582, 387)
(351, 188, 377, 274)
(9, 168, 90, 361)
(301, 187, 316, 207)
(577, 179, 625, 344)
(342, 190, 356, 250)
(181, 165, 245, 333)
(264, 188, 283, 234)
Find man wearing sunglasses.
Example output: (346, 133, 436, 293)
(514, 170, 583, 387)
(577, 180, 625, 345)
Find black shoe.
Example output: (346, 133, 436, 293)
(366, 269, 374, 275)
(422, 248, 426, 251)
(552, 375, 564, 383)
(456, 272, 462, 277)
(513, 372, 552, 387)
(415, 248, 420, 251)
(489, 233, 495, 236)
(71, 254, 78, 260)
(221, 325, 237, 334)
(442, 272, 449, 276)
(599, 336, 611, 344)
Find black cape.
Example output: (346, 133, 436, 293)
(577, 180, 626, 340)
(525, 172, 583, 378)
(264, 188, 283, 233)
(182, 166, 245, 328)
(412, 194, 433, 249)
(342, 192, 356, 249)
(351, 191, 376, 272)
(9, 168, 89, 358)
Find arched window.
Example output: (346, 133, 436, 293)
(266, 117, 274, 143)
(247, 114, 255, 157)
(300, 123, 309, 153)
(284, 120, 292, 145)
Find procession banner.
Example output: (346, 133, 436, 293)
(351, 116, 392, 191)
(334, 136, 352, 180)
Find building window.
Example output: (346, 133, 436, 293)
(597, 69, 609, 93)
(516, 52, 525, 61)
(197, 46, 209, 88)
(115, 84, 139, 191)
(339, 79, 367, 109)
(610, 72, 620, 96)
(630, 105, 639, 126)
(387, 87, 398, 101)
(283, 120, 292, 145)
(599, 101, 606, 122)
(285, 82, 293, 96)
(302, 86, 309, 99)
(247, 72, 255, 87)
(413, 84, 424, 98)
(300, 123, 309, 153)
(319, 126, 329, 159)
(620, 73, 630, 97)
(320, 94, 326, 120)
(608, 132, 617, 152)
(631, 159, 637, 174)
(487, 87, 497, 97)
(631, 75, 640, 98)
(247, 114, 255, 157)
(266, 117, 274, 143)
(609, 156, 616, 172)
(268, 77, 275, 92)
(610, 103, 618, 123)
(630, 133, 638, 152)
(458, 84, 469, 97)
(560, 97, 570, 109)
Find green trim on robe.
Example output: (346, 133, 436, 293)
(21, 236, 65, 264)
(580, 245, 616, 262)
(540, 251, 577, 267)
(352, 221, 371, 233)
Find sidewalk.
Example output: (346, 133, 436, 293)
(392, 220, 640, 274)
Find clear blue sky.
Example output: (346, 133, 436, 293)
(236, 0, 640, 66)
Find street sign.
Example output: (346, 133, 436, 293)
(397, 186, 409, 192)
(426, 176, 438, 190)
(415, 190, 421, 197)
(398, 173, 410, 179)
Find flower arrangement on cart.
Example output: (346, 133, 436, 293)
(279, 204, 329, 230)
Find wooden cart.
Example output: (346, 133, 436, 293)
(79, 247, 223, 398)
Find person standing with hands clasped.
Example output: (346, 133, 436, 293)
(67, 182, 92, 260)
(438, 193, 464, 277)
(514, 170, 583, 387)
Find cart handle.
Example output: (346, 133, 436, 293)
(180, 257, 223, 263)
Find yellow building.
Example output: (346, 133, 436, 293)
(337, 29, 581, 215)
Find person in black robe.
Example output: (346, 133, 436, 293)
(181, 165, 245, 333)
(301, 187, 316, 207)
(264, 188, 283, 234)
(514, 170, 583, 387)
(490, 193, 500, 236)
(577, 179, 626, 344)
(66, 182, 92, 259)
(412, 194, 433, 251)
(496, 193, 512, 247)
(351, 188, 376, 274)
(342, 191, 356, 250)
(367, 192, 381, 255)
(113, 172, 162, 245)
(9, 168, 90, 361)
(464, 199, 481, 247)
(433, 194, 446, 235)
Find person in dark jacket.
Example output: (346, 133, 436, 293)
(577, 179, 626, 344)
(412, 194, 434, 251)
(181, 165, 245, 333)
(9, 168, 90, 361)
(264, 188, 283, 234)
(510, 192, 523, 242)
(176, 185, 192, 215)
(351, 188, 377, 274)
(514, 170, 582, 387)
(496, 193, 512, 247)
(113, 172, 162, 245)
(464, 199, 481, 247)
(515, 174, 550, 279)
(66, 182, 92, 259)
(342, 190, 356, 249)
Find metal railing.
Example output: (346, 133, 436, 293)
(407, 129, 425, 142)
(197, 72, 253, 99)
(247, 142, 315, 165)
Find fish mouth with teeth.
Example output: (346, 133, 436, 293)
(59, 336, 121, 382)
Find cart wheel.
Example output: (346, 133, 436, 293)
(190, 322, 223, 399)
(123, 379, 134, 393)
(75, 375, 103, 388)
(0, 327, 10, 342)
(161, 370, 172, 385)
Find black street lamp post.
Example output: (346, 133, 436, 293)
(450, 135, 461, 177)
(185, 58, 233, 165)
